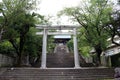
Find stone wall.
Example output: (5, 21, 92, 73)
(0, 54, 13, 67)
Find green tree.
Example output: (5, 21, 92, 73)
(0, 1, 8, 41)
(0, 0, 38, 66)
(67, 39, 73, 53)
(77, 28, 91, 57)
(47, 35, 55, 53)
(58, 0, 112, 65)
(0, 40, 15, 57)
(105, 0, 120, 46)
(23, 27, 43, 66)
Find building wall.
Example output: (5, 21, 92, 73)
(89, 36, 120, 67)
(102, 46, 120, 56)
(0, 54, 13, 67)
(101, 46, 120, 67)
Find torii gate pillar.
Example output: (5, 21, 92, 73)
(73, 28, 80, 68)
(41, 28, 47, 68)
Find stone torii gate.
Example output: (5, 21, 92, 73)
(36, 25, 80, 69)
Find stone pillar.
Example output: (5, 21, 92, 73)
(73, 28, 80, 68)
(41, 28, 47, 69)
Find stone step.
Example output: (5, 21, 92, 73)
(0, 68, 115, 80)
(47, 53, 74, 67)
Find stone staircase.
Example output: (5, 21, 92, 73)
(47, 44, 94, 68)
(47, 44, 74, 68)
(0, 44, 115, 80)
(47, 53, 74, 68)
(0, 68, 115, 80)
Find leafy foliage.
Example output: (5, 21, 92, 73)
(58, 0, 113, 65)
(105, 0, 120, 46)
(0, 41, 15, 57)
(0, 0, 47, 66)
(67, 39, 73, 53)
(47, 35, 55, 53)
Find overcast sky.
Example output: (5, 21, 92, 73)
(38, 0, 81, 25)
(0, 0, 117, 25)
(39, 0, 80, 15)
(38, 0, 117, 25)
(0, 0, 80, 25)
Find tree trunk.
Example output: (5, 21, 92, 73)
(94, 45, 102, 66)
(16, 53, 31, 67)
(0, 28, 4, 41)
(17, 33, 26, 66)
(17, 54, 22, 66)
(9, 39, 22, 66)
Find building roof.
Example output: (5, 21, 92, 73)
(54, 35, 71, 39)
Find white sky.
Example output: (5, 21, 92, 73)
(0, 0, 80, 25)
(39, 0, 80, 16)
(38, 0, 117, 25)
(38, 0, 81, 25)
(0, 0, 117, 25)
